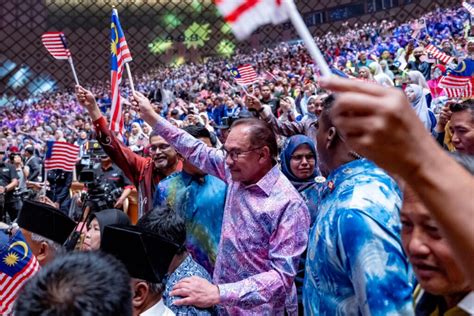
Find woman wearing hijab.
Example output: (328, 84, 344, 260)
(370, 62, 394, 87)
(81, 209, 131, 251)
(280, 135, 322, 314)
(280, 135, 321, 223)
(357, 66, 374, 81)
(405, 84, 433, 131)
(128, 122, 147, 152)
(379, 59, 395, 80)
(408, 70, 433, 107)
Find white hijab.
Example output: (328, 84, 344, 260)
(407, 84, 431, 130)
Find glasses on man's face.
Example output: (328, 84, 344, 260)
(149, 143, 171, 152)
(291, 154, 315, 163)
(220, 146, 262, 161)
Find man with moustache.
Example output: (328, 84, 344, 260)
(75, 86, 182, 217)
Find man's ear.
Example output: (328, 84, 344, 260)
(326, 126, 338, 149)
(259, 146, 271, 163)
(132, 281, 149, 308)
(36, 241, 50, 265)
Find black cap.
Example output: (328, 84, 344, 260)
(17, 200, 76, 245)
(101, 225, 180, 283)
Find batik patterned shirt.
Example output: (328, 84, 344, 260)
(163, 255, 215, 315)
(303, 158, 414, 316)
(155, 171, 226, 274)
(153, 117, 310, 315)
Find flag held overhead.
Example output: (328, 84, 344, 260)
(110, 8, 134, 134)
(41, 32, 71, 60)
(214, 0, 331, 77)
(41, 31, 80, 85)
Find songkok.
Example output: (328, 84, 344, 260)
(101, 225, 181, 283)
(17, 200, 76, 245)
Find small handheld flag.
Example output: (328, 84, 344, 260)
(214, 0, 331, 77)
(41, 32, 80, 85)
(425, 44, 455, 64)
(227, 64, 258, 86)
(44, 141, 80, 172)
(462, 2, 474, 15)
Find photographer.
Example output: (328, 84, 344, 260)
(0, 150, 20, 222)
(99, 155, 133, 210)
(46, 169, 73, 215)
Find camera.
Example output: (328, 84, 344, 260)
(77, 141, 123, 213)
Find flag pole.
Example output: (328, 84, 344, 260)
(125, 63, 136, 95)
(41, 169, 48, 196)
(68, 57, 80, 85)
(283, 0, 331, 77)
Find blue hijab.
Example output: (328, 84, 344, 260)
(280, 135, 318, 192)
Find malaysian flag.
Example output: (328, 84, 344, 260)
(44, 141, 80, 171)
(41, 32, 71, 60)
(110, 9, 133, 134)
(425, 44, 454, 64)
(227, 64, 258, 85)
(439, 75, 473, 98)
(463, 2, 474, 15)
(214, 0, 290, 40)
(0, 230, 40, 315)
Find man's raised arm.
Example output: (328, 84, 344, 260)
(246, 95, 308, 137)
(131, 92, 227, 181)
(75, 86, 147, 185)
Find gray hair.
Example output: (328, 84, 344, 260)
(147, 282, 164, 295)
(30, 232, 64, 254)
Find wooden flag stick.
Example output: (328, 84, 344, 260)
(68, 57, 80, 85)
(125, 63, 136, 95)
(284, 0, 331, 77)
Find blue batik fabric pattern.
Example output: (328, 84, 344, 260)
(155, 171, 226, 275)
(163, 255, 216, 315)
(303, 158, 414, 316)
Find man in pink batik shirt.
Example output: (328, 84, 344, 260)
(131, 91, 310, 315)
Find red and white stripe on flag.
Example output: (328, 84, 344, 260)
(462, 2, 474, 15)
(236, 64, 258, 85)
(439, 75, 473, 98)
(425, 44, 454, 64)
(214, 0, 290, 40)
(0, 258, 40, 315)
(109, 9, 133, 134)
(41, 32, 71, 60)
(44, 141, 80, 172)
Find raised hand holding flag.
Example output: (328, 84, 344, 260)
(41, 32, 80, 85)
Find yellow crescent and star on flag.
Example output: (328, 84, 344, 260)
(111, 21, 119, 56)
(2, 241, 29, 267)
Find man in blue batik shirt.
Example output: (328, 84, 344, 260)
(155, 125, 226, 274)
(303, 95, 414, 315)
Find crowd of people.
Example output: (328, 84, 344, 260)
(1, 4, 473, 316)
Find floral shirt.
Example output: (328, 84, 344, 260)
(303, 158, 414, 316)
(153, 117, 310, 315)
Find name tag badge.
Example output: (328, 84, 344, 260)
(2, 168, 9, 172)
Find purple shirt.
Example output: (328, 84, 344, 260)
(153, 117, 310, 315)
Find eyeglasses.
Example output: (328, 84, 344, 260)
(220, 146, 263, 161)
(291, 154, 315, 163)
(149, 143, 171, 152)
